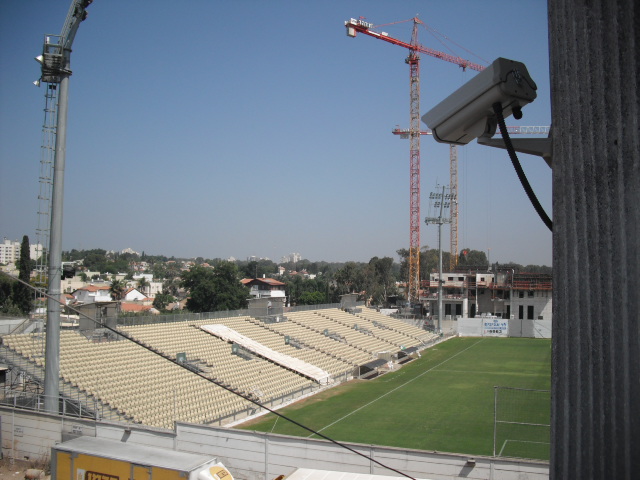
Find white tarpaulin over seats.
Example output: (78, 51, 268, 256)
(201, 324, 332, 384)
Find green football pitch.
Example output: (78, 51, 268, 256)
(237, 336, 551, 459)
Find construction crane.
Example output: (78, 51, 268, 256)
(34, 0, 93, 413)
(345, 17, 484, 304)
(394, 126, 550, 271)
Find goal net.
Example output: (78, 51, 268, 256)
(493, 386, 550, 460)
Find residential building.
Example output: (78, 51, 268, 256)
(71, 284, 112, 304)
(122, 288, 147, 302)
(61, 276, 89, 294)
(280, 252, 302, 264)
(0, 237, 43, 266)
(241, 277, 286, 299)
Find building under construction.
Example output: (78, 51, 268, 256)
(422, 269, 552, 321)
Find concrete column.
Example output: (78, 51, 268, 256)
(548, 1, 639, 478)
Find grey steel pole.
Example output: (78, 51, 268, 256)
(437, 186, 445, 334)
(493, 386, 498, 456)
(510, 268, 514, 320)
(43, 56, 70, 414)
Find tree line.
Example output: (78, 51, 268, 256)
(1, 244, 551, 316)
(0, 236, 34, 315)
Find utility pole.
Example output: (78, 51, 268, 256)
(425, 185, 454, 333)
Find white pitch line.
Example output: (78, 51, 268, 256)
(435, 369, 544, 377)
(499, 439, 550, 457)
(308, 338, 485, 437)
(499, 439, 509, 456)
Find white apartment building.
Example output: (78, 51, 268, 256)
(0, 237, 43, 266)
(280, 252, 302, 264)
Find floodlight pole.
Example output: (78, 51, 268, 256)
(437, 187, 445, 333)
(43, 54, 70, 414)
(426, 185, 453, 334)
(39, 0, 91, 414)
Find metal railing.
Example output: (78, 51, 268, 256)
(0, 344, 127, 423)
(116, 302, 356, 327)
(7, 317, 33, 335)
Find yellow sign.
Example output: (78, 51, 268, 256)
(85, 472, 119, 480)
(208, 466, 231, 480)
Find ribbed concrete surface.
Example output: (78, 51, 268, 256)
(549, 0, 639, 478)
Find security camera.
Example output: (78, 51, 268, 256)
(422, 57, 537, 145)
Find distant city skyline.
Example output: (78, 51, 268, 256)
(0, 1, 551, 267)
(1, 235, 550, 270)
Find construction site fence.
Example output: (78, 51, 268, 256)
(116, 302, 365, 327)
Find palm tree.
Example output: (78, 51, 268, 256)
(110, 279, 126, 313)
(109, 278, 126, 300)
(137, 276, 150, 296)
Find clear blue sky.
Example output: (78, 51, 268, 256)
(0, 1, 551, 266)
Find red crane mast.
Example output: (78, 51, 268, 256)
(345, 18, 485, 72)
(345, 17, 483, 304)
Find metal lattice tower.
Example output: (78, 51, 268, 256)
(449, 145, 458, 271)
(406, 19, 421, 304)
(425, 185, 454, 333)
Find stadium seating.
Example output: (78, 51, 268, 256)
(1, 307, 435, 430)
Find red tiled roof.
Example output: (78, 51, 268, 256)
(120, 303, 153, 312)
(75, 285, 111, 292)
(241, 277, 285, 286)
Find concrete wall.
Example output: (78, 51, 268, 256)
(511, 292, 552, 321)
(0, 409, 95, 461)
(548, 1, 639, 478)
(508, 320, 552, 339)
(175, 423, 548, 480)
(0, 408, 548, 480)
(457, 318, 552, 338)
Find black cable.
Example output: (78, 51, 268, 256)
(1, 271, 416, 480)
(492, 102, 553, 231)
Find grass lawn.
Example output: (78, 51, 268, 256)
(236, 337, 551, 459)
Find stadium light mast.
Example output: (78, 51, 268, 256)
(425, 185, 454, 333)
(35, 0, 92, 414)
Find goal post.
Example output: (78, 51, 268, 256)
(493, 386, 550, 460)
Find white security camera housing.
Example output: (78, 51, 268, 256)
(422, 57, 537, 145)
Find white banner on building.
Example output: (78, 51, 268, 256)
(482, 318, 508, 337)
